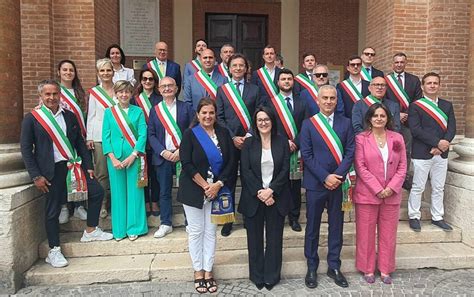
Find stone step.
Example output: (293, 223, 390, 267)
(41, 221, 462, 258)
(25, 242, 474, 286)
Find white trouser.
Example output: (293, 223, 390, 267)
(408, 156, 448, 221)
(183, 200, 217, 272)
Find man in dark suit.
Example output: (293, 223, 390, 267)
(216, 53, 261, 236)
(266, 68, 309, 232)
(386, 52, 423, 189)
(407, 72, 456, 232)
(352, 76, 401, 134)
(20, 79, 112, 268)
(343, 47, 384, 81)
(294, 53, 316, 96)
(250, 45, 281, 106)
(183, 48, 226, 110)
(300, 84, 355, 288)
(336, 55, 370, 119)
(143, 41, 182, 95)
(148, 76, 194, 238)
(216, 44, 234, 81)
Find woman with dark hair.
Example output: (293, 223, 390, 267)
(238, 106, 291, 291)
(177, 97, 235, 294)
(353, 103, 407, 284)
(131, 69, 162, 216)
(105, 44, 136, 85)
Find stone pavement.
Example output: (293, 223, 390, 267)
(13, 268, 474, 296)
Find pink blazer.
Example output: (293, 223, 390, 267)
(353, 130, 407, 205)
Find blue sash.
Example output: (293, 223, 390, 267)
(192, 125, 235, 224)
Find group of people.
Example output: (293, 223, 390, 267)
(20, 39, 456, 294)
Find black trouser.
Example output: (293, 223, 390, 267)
(245, 202, 285, 285)
(401, 124, 412, 180)
(144, 149, 159, 204)
(45, 162, 103, 248)
(288, 179, 302, 222)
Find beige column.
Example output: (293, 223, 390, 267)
(281, 0, 299, 72)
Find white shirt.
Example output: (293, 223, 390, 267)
(281, 92, 294, 110)
(261, 148, 274, 189)
(86, 85, 118, 141)
(349, 76, 362, 94)
(325, 113, 335, 128)
(46, 106, 68, 163)
(156, 58, 167, 74)
(424, 95, 439, 105)
(231, 78, 245, 95)
(396, 72, 405, 88)
(265, 65, 276, 81)
(379, 142, 389, 179)
(112, 64, 136, 86)
(306, 71, 313, 81)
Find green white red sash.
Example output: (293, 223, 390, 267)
(217, 62, 231, 81)
(340, 79, 363, 103)
(295, 73, 319, 102)
(60, 85, 86, 137)
(256, 67, 278, 98)
(362, 95, 381, 107)
(195, 70, 218, 99)
(135, 91, 152, 122)
(147, 58, 164, 79)
(190, 59, 202, 72)
(221, 82, 251, 132)
(89, 86, 115, 109)
(360, 67, 371, 81)
(386, 73, 410, 110)
(110, 105, 148, 187)
(414, 97, 448, 131)
(32, 106, 88, 201)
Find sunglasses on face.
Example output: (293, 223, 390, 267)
(142, 77, 155, 82)
(363, 52, 376, 57)
(313, 73, 328, 78)
(349, 63, 362, 67)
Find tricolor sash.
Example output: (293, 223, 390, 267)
(256, 67, 278, 98)
(89, 86, 115, 109)
(154, 101, 183, 181)
(190, 59, 202, 72)
(294, 74, 319, 102)
(414, 97, 448, 131)
(217, 63, 231, 81)
(221, 82, 251, 132)
(362, 95, 381, 107)
(147, 59, 164, 79)
(60, 85, 86, 137)
(340, 79, 363, 103)
(360, 67, 371, 81)
(32, 106, 88, 202)
(386, 73, 410, 110)
(135, 91, 152, 122)
(195, 70, 218, 99)
(309, 113, 353, 210)
(110, 105, 148, 187)
(192, 125, 235, 225)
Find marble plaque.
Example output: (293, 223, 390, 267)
(120, 0, 160, 56)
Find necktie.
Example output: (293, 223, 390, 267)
(327, 116, 332, 128)
(366, 67, 370, 75)
(235, 82, 241, 96)
(397, 74, 403, 87)
(308, 73, 313, 82)
(159, 62, 165, 75)
(285, 97, 293, 113)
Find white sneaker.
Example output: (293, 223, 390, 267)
(73, 206, 88, 221)
(45, 246, 68, 268)
(80, 227, 113, 242)
(154, 225, 173, 238)
(58, 206, 69, 224)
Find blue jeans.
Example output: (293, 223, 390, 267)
(155, 161, 175, 226)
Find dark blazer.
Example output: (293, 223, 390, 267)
(408, 98, 456, 159)
(216, 82, 261, 138)
(20, 109, 93, 181)
(148, 100, 195, 166)
(352, 98, 401, 134)
(300, 114, 355, 190)
(344, 66, 384, 80)
(130, 91, 162, 109)
(238, 134, 291, 218)
(300, 87, 345, 117)
(385, 71, 422, 113)
(267, 92, 309, 148)
(143, 59, 182, 96)
(293, 71, 312, 96)
(336, 79, 370, 119)
(177, 124, 236, 209)
(250, 66, 281, 106)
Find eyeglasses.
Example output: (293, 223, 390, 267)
(370, 83, 387, 89)
(142, 77, 155, 82)
(159, 84, 175, 89)
(349, 63, 362, 67)
(256, 118, 271, 124)
(363, 52, 376, 57)
(313, 73, 328, 78)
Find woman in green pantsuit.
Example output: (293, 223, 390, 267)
(102, 80, 148, 241)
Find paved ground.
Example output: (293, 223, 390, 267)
(14, 268, 474, 296)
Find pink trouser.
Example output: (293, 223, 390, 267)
(355, 203, 400, 274)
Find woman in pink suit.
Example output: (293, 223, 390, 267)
(353, 103, 407, 284)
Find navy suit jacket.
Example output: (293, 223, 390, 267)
(293, 72, 312, 96)
(385, 71, 422, 113)
(408, 98, 456, 159)
(300, 114, 355, 191)
(337, 79, 370, 119)
(352, 98, 401, 134)
(344, 66, 384, 80)
(300, 87, 345, 117)
(183, 69, 227, 110)
(250, 67, 281, 106)
(216, 82, 261, 138)
(20, 109, 93, 181)
(147, 100, 195, 166)
(143, 59, 182, 96)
